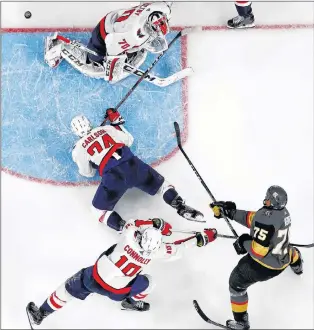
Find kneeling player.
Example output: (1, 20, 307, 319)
(44, 2, 171, 83)
(26, 217, 217, 327)
(210, 185, 303, 330)
(71, 108, 204, 227)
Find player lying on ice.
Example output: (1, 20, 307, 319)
(70, 108, 204, 226)
(209, 185, 304, 330)
(26, 218, 217, 327)
(44, 2, 172, 84)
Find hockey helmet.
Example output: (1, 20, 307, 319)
(263, 185, 288, 210)
(145, 11, 169, 36)
(71, 115, 92, 137)
(139, 227, 162, 257)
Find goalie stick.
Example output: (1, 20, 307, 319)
(173, 122, 239, 238)
(113, 27, 195, 112)
(100, 27, 195, 125)
(123, 63, 193, 87)
(56, 35, 193, 88)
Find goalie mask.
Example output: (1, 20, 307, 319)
(71, 115, 92, 137)
(137, 227, 162, 258)
(143, 11, 169, 53)
(145, 11, 169, 36)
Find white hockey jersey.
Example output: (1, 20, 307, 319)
(100, 2, 171, 56)
(92, 219, 186, 294)
(72, 125, 134, 178)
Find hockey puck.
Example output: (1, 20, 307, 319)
(24, 11, 32, 19)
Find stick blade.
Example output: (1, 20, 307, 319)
(173, 122, 182, 146)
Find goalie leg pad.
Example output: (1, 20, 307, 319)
(44, 32, 64, 68)
(104, 54, 129, 83)
(61, 43, 106, 79)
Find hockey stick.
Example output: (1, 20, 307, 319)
(172, 229, 236, 239)
(290, 242, 314, 248)
(198, 232, 314, 248)
(193, 300, 228, 329)
(55, 35, 191, 88)
(168, 235, 197, 245)
(173, 122, 239, 238)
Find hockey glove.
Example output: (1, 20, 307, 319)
(210, 201, 236, 219)
(152, 218, 172, 236)
(196, 228, 217, 247)
(105, 108, 125, 126)
(233, 233, 251, 255)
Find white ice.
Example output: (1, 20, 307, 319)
(1, 2, 313, 329)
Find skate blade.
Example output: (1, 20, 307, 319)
(121, 307, 149, 312)
(184, 215, 206, 223)
(26, 306, 35, 329)
(227, 23, 256, 29)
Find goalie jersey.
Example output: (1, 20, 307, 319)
(92, 2, 171, 56)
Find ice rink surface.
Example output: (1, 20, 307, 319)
(1, 2, 314, 329)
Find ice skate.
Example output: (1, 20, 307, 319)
(171, 196, 204, 222)
(26, 302, 49, 327)
(44, 32, 64, 68)
(226, 313, 250, 330)
(121, 298, 150, 312)
(290, 248, 303, 275)
(227, 14, 255, 29)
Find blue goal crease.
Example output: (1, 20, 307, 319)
(1, 32, 185, 184)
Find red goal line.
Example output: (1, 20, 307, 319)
(1, 23, 313, 33)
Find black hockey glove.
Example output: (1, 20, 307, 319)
(210, 201, 236, 219)
(233, 234, 252, 255)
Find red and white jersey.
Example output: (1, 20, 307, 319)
(102, 2, 171, 55)
(92, 219, 179, 294)
(72, 124, 134, 178)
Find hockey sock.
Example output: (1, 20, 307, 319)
(39, 301, 54, 315)
(40, 290, 67, 314)
(230, 287, 249, 321)
(235, 1, 253, 17)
